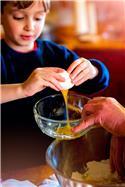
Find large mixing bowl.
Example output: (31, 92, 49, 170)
(34, 93, 89, 139)
(46, 127, 125, 187)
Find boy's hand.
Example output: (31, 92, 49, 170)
(110, 136, 125, 179)
(22, 67, 65, 97)
(67, 58, 98, 86)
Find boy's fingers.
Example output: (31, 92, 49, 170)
(53, 67, 65, 73)
(43, 79, 59, 91)
(74, 76, 89, 86)
(73, 69, 90, 85)
(54, 74, 65, 82)
(70, 63, 88, 80)
(67, 58, 82, 73)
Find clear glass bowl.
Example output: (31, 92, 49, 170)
(46, 127, 125, 186)
(33, 93, 89, 140)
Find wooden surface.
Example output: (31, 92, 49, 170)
(2, 164, 54, 186)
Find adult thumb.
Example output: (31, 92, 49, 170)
(73, 115, 95, 133)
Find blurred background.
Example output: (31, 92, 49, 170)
(42, 0, 125, 106)
(43, 0, 125, 45)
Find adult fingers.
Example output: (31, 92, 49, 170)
(84, 102, 103, 113)
(87, 97, 106, 104)
(73, 114, 96, 133)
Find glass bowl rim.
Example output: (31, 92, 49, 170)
(33, 93, 89, 124)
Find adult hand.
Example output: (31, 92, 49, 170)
(67, 58, 98, 86)
(22, 67, 65, 97)
(110, 135, 125, 179)
(73, 97, 125, 136)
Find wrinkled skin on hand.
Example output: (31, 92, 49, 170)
(73, 97, 125, 179)
(110, 136, 125, 179)
(73, 97, 125, 136)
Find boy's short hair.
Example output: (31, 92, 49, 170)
(1, 0, 50, 13)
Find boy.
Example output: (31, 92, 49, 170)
(1, 0, 109, 103)
(1, 0, 109, 171)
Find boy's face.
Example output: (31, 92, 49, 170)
(1, 1, 47, 52)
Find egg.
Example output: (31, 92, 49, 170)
(59, 71, 74, 90)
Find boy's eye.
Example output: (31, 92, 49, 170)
(13, 16, 24, 20)
(35, 17, 43, 21)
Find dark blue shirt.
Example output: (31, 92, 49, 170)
(1, 39, 110, 129)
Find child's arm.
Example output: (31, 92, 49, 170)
(0, 84, 26, 103)
(1, 67, 65, 103)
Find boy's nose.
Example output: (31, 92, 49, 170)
(24, 19, 34, 31)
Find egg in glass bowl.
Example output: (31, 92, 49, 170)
(33, 93, 90, 140)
